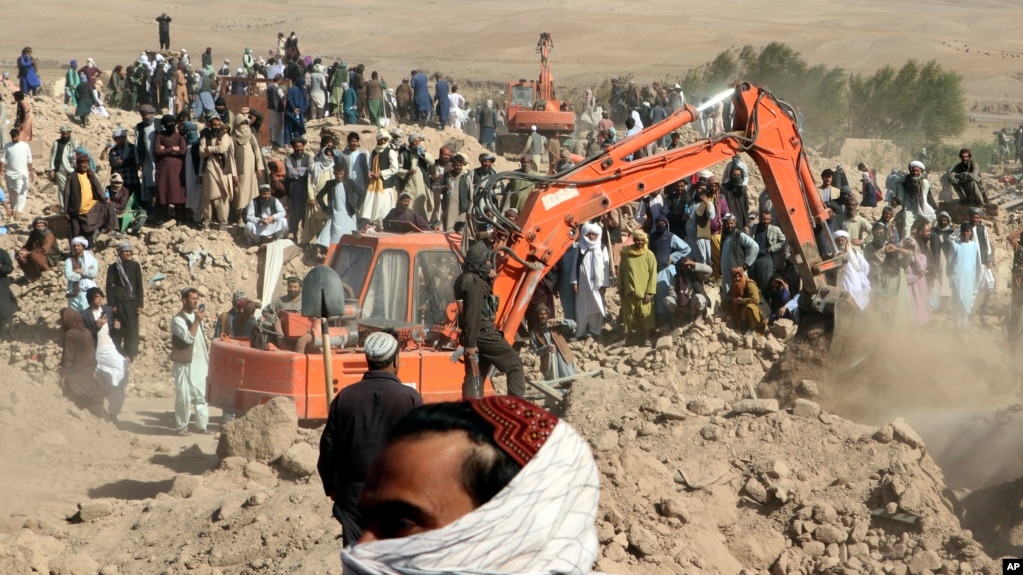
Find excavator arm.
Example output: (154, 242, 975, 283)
(474, 82, 842, 342)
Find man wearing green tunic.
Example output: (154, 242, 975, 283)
(617, 230, 657, 344)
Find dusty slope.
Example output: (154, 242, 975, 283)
(6, 0, 1023, 106)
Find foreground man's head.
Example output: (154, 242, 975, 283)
(343, 396, 606, 575)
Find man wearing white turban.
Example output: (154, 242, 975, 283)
(571, 222, 611, 339)
(889, 160, 936, 240)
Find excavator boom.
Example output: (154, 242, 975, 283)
(475, 82, 841, 341)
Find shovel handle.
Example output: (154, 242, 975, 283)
(321, 318, 334, 404)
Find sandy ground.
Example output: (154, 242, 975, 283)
(0, 395, 223, 534)
(5, 0, 1023, 107)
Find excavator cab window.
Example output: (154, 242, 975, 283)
(331, 244, 373, 303)
(414, 250, 460, 327)
(510, 85, 534, 108)
(363, 249, 410, 322)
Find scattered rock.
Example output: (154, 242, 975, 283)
(687, 397, 724, 416)
(626, 524, 658, 557)
(792, 398, 821, 418)
(814, 524, 848, 545)
(245, 492, 269, 507)
(595, 430, 619, 451)
(874, 424, 894, 444)
(769, 318, 797, 340)
(743, 477, 770, 504)
(167, 475, 202, 499)
(728, 528, 786, 569)
(279, 442, 318, 477)
(889, 417, 926, 448)
(908, 549, 943, 575)
(48, 551, 99, 575)
(655, 335, 674, 350)
(795, 379, 819, 397)
(730, 399, 779, 415)
(699, 426, 720, 441)
(74, 500, 113, 522)
(216, 396, 298, 463)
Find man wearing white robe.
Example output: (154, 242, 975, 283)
(948, 223, 984, 330)
(341, 132, 369, 204)
(170, 287, 210, 435)
(317, 160, 359, 248)
(571, 223, 611, 339)
(244, 185, 288, 245)
(362, 130, 399, 224)
(834, 230, 871, 310)
(82, 288, 127, 421)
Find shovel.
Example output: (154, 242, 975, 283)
(302, 265, 347, 405)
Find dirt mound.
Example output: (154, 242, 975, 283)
(0, 365, 341, 573)
(565, 373, 996, 574)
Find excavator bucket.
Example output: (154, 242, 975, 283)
(828, 295, 872, 376)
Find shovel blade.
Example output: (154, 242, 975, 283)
(302, 265, 347, 318)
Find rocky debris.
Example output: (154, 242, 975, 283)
(791, 398, 822, 418)
(216, 396, 298, 463)
(567, 375, 998, 574)
(889, 417, 926, 449)
(279, 442, 319, 478)
(48, 551, 100, 575)
(0, 529, 67, 574)
(71, 500, 114, 523)
(730, 398, 779, 415)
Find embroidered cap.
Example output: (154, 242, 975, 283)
(469, 396, 558, 467)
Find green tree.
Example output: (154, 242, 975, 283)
(847, 60, 965, 149)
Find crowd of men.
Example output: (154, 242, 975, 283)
(9, 17, 1023, 573)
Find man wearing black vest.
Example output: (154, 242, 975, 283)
(170, 287, 209, 436)
(106, 241, 144, 359)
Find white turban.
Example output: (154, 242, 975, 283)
(579, 223, 602, 250)
(71, 237, 89, 247)
(342, 422, 604, 575)
(832, 230, 850, 241)
(909, 160, 925, 171)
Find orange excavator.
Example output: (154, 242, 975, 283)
(496, 32, 575, 155)
(207, 81, 844, 420)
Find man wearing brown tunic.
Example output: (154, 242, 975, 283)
(62, 155, 117, 247)
(199, 114, 237, 227)
(17, 218, 60, 280)
(394, 78, 413, 121)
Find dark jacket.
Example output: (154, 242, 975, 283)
(317, 179, 363, 218)
(106, 259, 145, 308)
(454, 271, 494, 347)
(317, 370, 422, 495)
(0, 249, 16, 324)
(80, 305, 118, 350)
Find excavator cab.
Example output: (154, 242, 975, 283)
(208, 232, 471, 419)
(508, 82, 535, 109)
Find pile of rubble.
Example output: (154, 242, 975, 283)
(566, 374, 998, 575)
